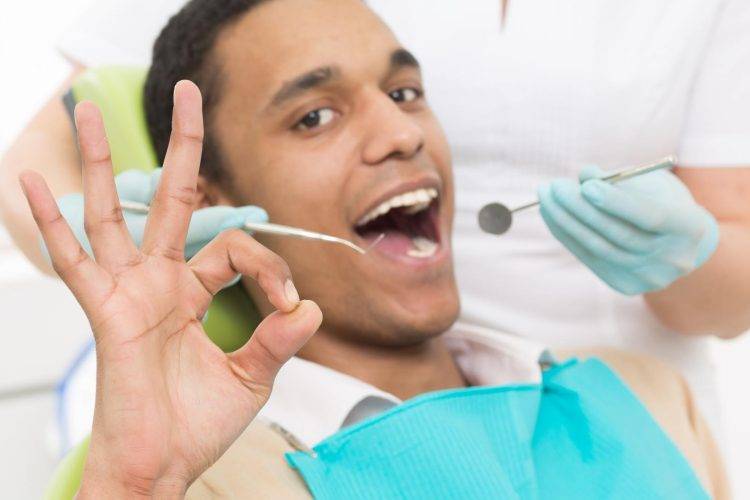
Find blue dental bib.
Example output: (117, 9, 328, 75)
(286, 358, 708, 499)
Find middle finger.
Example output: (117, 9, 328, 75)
(141, 80, 204, 260)
(76, 102, 140, 272)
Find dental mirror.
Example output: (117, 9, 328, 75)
(478, 156, 677, 236)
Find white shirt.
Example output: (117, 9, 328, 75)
(55, 323, 546, 455)
(258, 322, 547, 447)
(57, 0, 750, 432)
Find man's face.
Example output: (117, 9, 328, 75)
(208, 0, 458, 345)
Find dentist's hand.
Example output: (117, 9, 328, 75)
(54, 169, 267, 260)
(20, 81, 322, 498)
(538, 166, 719, 295)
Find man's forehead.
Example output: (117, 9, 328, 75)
(214, 0, 400, 98)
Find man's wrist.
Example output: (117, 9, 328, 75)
(77, 460, 188, 499)
(77, 476, 188, 500)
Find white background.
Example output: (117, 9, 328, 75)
(1, 1, 749, 498)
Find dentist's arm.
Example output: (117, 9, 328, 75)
(645, 167, 750, 338)
(0, 68, 84, 274)
(21, 82, 322, 498)
(539, 165, 750, 339)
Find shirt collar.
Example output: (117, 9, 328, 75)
(257, 322, 549, 447)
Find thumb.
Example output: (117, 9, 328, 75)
(227, 300, 322, 393)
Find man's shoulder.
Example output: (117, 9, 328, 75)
(186, 420, 311, 499)
(555, 347, 728, 499)
(554, 347, 687, 403)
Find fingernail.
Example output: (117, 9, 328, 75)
(285, 279, 300, 305)
(581, 181, 606, 205)
(225, 274, 242, 288)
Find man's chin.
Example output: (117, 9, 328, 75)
(370, 298, 460, 347)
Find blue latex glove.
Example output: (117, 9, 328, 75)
(52, 168, 268, 260)
(538, 166, 719, 295)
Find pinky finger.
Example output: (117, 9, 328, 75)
(19, 171, 112, 303)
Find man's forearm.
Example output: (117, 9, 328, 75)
(645, 221, 750, 338)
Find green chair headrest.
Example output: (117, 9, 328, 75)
(70, 67, 157, 173)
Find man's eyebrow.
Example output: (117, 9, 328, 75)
(390, 48, 421, 71)
(270, 66, 340, 108)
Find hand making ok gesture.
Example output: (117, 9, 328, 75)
(19, 81, 322, 498)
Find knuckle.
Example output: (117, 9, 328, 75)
(225, 228, 248, 244)
(267, 253, 292, 278)
(217, 228, 251, 251)
(585, 239, 609, 258)
(45, 210, 67, 228)
(643, 213, 668, 233)
(85, 137, 112, 165)
(254, 253, 291, 286)
(153, 243, 185, 261)
(254, 334, 287, 368)
(99, 206, 125, 225)
(52, 246, 89, 278)
(222, 229, 291, 278)
(82, 207, 125, 235)
(173, 127, 204, 145)
(164, 185, 197, 208)
(245, 240, 289, 273)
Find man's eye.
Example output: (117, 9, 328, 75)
(389, 87, 422, 103)
(295, 108, 336, 130)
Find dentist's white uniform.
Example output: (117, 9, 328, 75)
(58, 0, 750, 439)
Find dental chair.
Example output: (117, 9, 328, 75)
(46, 67, 262, 499)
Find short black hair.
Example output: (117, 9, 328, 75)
(144, 0, 268, 185)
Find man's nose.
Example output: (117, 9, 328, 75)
(361, 94, 425, 165)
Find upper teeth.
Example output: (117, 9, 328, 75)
(357, 188, 438, 226)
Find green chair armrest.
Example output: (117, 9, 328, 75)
(44, 438, 89, 500)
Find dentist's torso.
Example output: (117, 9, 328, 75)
(369, 0, 737, 432)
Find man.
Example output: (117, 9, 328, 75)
(23, 0, 726, 497)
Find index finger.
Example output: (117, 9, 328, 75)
(581, 180, 695, 235)
(141, 80, 204, 260)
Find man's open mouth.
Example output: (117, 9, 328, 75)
(354, 187, 441, 260)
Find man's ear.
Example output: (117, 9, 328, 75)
(196, 176, 235, 208)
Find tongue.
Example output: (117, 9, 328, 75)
(367, 230, 415, 255)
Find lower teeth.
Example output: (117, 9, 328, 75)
(407, 237, 438, 258)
